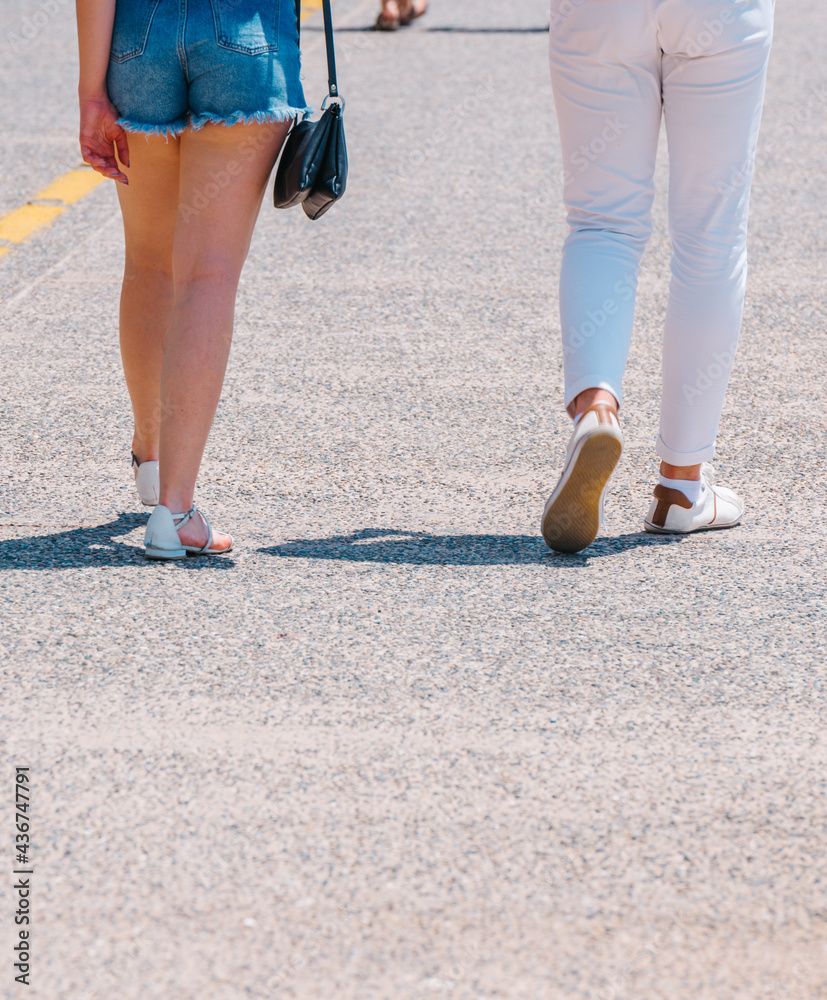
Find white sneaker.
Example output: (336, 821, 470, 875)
(541, 402, 623, 553)
(132, 452, 160, 507)
(643, 463, 744, 534)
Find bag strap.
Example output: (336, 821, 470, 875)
(322, 0, 339, 99)
(293, 0, 340, 100)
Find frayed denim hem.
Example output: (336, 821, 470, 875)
(117, 116, 189, 138)
(116, 107, 312, 138)
(189, 107, 313, 131)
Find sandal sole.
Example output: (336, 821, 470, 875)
(145, 547, 187, 561)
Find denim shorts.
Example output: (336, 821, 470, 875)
(106, 0, 310, 136)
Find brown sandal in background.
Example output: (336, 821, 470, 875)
(374, 0, 427, 30)
(399, 0, 428, 24)
(375, 0, 401, 29)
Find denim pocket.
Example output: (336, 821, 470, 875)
(110, 0, 161, 63)
(211, 0, 281, 54)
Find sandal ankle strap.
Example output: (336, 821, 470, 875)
(170, 507, 197, 530)
(170, 506, 215, 554)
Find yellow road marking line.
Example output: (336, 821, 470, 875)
(0, 166, 104, 260)
(301, 0, 325, 21)
(35, 169, 105, 206)
(0, 204, 66, 244)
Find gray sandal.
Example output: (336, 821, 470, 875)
(144, 504, 233, 561)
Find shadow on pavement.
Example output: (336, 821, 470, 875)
(0, 513, 235, 570)
(318, 26, 549, 34)
(261, 528, 683, 566)
(423, 26, 549, 33)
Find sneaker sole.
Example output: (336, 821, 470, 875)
(541, 431, 622, 554)
(642, 516, 742, 535)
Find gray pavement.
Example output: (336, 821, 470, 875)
(1, 0, 826, 998)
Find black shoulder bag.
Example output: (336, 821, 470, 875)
(274, 0, 348, 220)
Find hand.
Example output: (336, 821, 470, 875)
(79, 95, 130, 184)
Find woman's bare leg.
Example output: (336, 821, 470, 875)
(160, 119, 291, 549)
(115, 134, 180, 463)
(116, 121, 289, 550)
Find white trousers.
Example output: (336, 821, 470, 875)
(549, 0, 774, 464)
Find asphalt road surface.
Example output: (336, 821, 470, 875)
(1, 1, 826, 998)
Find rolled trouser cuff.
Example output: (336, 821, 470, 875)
(655, 435, 717, 467)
